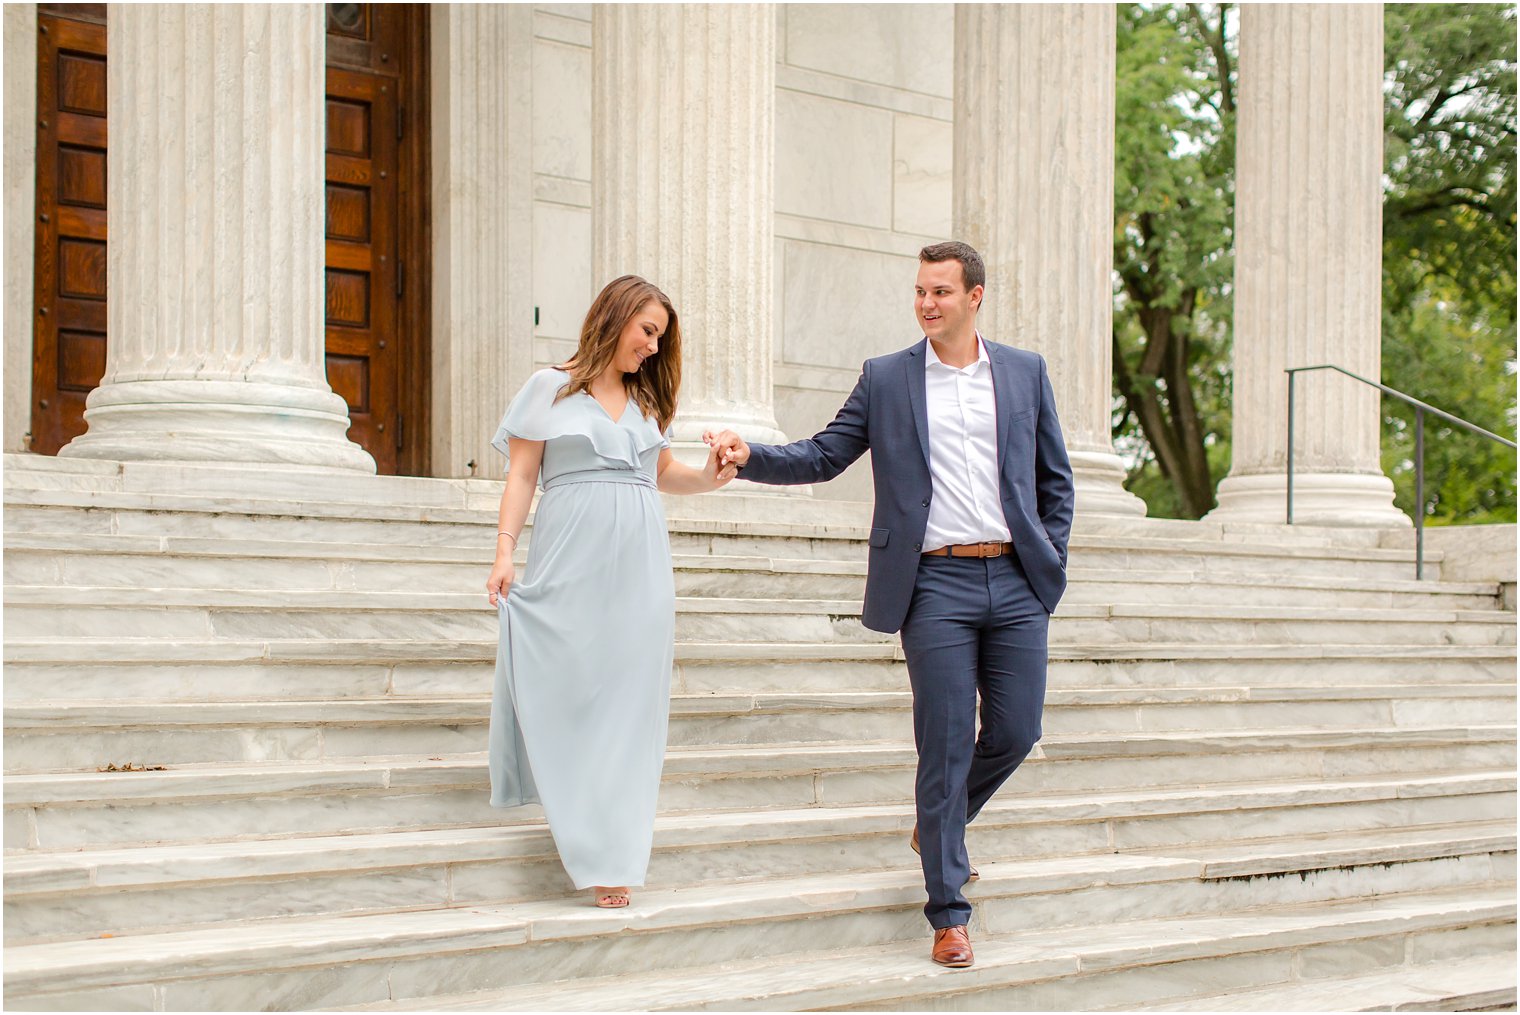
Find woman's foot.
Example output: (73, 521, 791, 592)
(593, 886, 630, 908)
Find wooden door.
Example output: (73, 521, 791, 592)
(30, 7, 107, 456)
(324, 65, 400, 474)
(324, 3, 430, 476)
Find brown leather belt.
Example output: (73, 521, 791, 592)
(923, 541, 1013, 558)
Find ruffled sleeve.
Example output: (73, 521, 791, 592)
(489, 369, 566, 473)
(490, 369, 670, 478)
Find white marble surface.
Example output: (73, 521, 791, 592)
(892, 112, 952, 238)
(336, 886, 1513, 1013)
(782, 5, 952, 99)
(593, 4, 785, 447)
(779, 240, 920, 371)
(2, 3, 34, 455)
(6, 422, 1516, 1010)
(1156, 950, 1516, 1012)
(531, 37, 590, 182)
(1425, 524, 1518, 583)
(530, 202, 593, 347)
(430, 4, 536, 479)
(776, 88, 895, 230)
(1211, 5, 1403, 528)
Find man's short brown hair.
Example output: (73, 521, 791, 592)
(919, 241, 985, 292)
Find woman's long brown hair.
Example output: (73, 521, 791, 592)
(557, 275, 681, 432)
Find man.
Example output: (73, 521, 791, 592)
(705, 241, 1074, 968)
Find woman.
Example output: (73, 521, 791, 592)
(484, 275, 734, 909)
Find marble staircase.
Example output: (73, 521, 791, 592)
(2, 455, 1515, 1011)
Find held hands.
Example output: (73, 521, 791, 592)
(703, 429, 751, 472)
(703, 442, 739, 490)
(486, 557, 515, 606)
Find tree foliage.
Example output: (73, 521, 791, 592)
(1381, 3, 1517, 525)
(1113, 3, 1517, 524)
(1112, 3, 1236, 520)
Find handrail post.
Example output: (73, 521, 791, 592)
(1281, 362, 1513, 580)
(1285, 370, 1296, 525)
(1414, 406, 1425, 580)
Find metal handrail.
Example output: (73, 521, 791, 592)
(1286, 363, 1517, 580)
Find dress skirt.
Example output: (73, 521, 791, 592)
(486, 368, 675, 890)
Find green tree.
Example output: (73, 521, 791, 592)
(1112, 3, 1236, 520)
(1113, 3, 1517, 523)
(1381, 3, 1517, 524)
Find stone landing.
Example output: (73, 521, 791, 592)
(2, 454, 1514, 1011)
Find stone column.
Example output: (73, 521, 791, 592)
(592, 3, 786, 451)
(430, 4, 534, 478)
(953, 4, 1145, 518)
(59, 5, 374, 472)
(1209, 5, 1405, 527)
(4, 5, 36, 453)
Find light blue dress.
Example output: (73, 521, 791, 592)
(487, 368, 676, 890)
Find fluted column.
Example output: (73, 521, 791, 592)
(430, 4, 534, 478)
(3, 4, 36, 453)
(592, 4, 785, 449)
(60, 5, 373, 472)
(1209, 5, 1405, 527)
(953, 4, 1145, 518)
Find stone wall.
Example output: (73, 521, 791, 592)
(1424, 524, 1518, 609)
(526, 4, 952, 501)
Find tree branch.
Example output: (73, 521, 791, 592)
(1188, 3, 1234, 116)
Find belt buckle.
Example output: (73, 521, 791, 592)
(982, 541, 1001, 558)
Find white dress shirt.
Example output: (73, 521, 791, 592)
(922, 335, 1012, 552)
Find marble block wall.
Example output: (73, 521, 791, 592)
(526, 4, 952, 502)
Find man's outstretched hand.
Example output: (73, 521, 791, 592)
(702, 429, 751, 470)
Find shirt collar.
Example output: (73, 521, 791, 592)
(925, 333, 991, 373)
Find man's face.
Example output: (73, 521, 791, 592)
(915, 260, 982, 342)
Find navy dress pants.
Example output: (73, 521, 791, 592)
(899, 551, 1050, 929)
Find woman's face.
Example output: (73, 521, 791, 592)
(614, 299, 668, 375)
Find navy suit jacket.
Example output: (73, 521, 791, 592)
(740, 338, 1075, 634)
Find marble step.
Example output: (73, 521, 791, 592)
(7, 638, 1514, 702)
(4, 726, 1512, 836)
(1136, 952, 1517, 1012)
(5, 532, 1501, 610)
(2, 537, 864, 602)
(334, 890, 1518, 1013)
(5, 488, 1448, 581)
(5, 742, 1511, 850)
(3, 849, 1510, 1011)
(9, 585, 1512, 647)
(5, 782, 1510, 944)
(6, 687, 1514, 772)
(5, 587, 893, 645)
(1, 452, 1405, 558)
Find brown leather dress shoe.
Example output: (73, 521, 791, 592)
(910, 823, 979, 881)
(932, 925, 974, 967)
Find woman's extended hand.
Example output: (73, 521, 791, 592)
(487, 558, 516, 606)
(704, 441, 738, 490)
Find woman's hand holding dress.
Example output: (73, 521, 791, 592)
(487, 557, 516, 606)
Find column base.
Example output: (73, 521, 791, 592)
(58, 379, 376, 474)
(1207, 471, 1410, 528)
(1070, 449, 1148, 519)
(670, 413, 787, 449)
